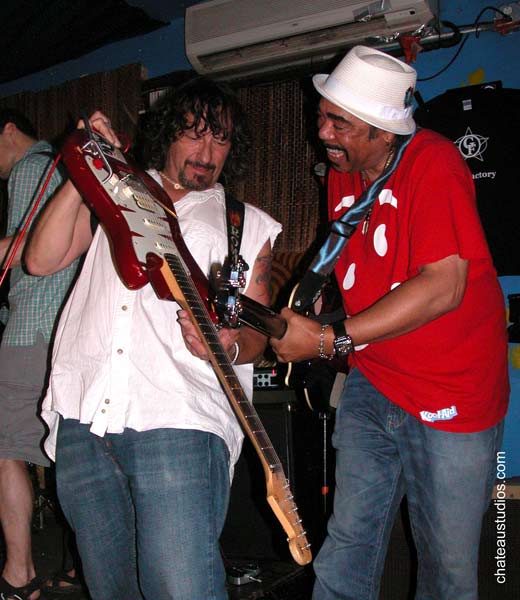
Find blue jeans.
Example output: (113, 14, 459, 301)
(55, 419, 230, 600)
(313, 368, 503, 600)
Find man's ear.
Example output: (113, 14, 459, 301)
(382, 132, 396, 147)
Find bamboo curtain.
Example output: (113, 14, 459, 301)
(231, 78, 323, 254)
(0, 63, 144, 146)
(1, 66, 323, 258)
(0, 63, 144, 235)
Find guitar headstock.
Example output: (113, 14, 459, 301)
(266, 470, 312, 566)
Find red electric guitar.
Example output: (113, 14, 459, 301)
(61, 125, 311, 566)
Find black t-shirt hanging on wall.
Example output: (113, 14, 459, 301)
(414, 83, 520, 276)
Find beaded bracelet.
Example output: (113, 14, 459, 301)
(319, 324, 335, 360)
(230, 341, 240, 365)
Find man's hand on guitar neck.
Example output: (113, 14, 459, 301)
(270, 307, 324, 364)
(177, 309, 240, 363)
(177, 304, 268, 366)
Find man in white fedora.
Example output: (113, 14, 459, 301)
(271, 45, 508, 599)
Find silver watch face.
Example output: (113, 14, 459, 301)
(334, 335, 353, 356)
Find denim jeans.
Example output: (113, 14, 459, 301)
(55, 419, 230, 600)
(313, 368, 503, 600)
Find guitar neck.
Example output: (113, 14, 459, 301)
(157, 253, 282, 472)
(236, 294, 287, 339)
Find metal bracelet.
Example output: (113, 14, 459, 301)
(319, 324, 335, 360)
(230, 341, 240, 365)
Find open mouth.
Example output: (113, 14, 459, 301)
(324, 145, 346, 160)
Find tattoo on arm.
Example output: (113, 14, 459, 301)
(254, 252, 272, 303)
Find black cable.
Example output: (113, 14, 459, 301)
(418, 5, 512, 82)
(418, 21, 468, 82)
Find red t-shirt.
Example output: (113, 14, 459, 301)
(328, 129, 509, 432)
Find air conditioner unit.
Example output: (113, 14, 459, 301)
(185, 0, 436, 80)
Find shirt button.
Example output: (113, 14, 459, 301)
(104, 398, 110, 404)
(117, 348, 123, 354)
(122, 305, 128, 311)
(101, 409, 106, 414)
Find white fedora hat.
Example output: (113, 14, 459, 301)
(313, 45, 417, 135)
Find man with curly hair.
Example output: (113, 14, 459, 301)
(25, 78, 281, 600)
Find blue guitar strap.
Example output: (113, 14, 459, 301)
(292, 133, 414, 312)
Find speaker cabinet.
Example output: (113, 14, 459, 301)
(220, 390, 329, 561)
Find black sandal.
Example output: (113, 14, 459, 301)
(0, 575, 45, 600)
(43, 571, 82, 595)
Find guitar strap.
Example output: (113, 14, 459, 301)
(225, 192, 245, 267)
(35, 150, 67, 178)
(292, 133, 414, 312)
(0, 148, 65, 290)
(205, 192, 248, 328)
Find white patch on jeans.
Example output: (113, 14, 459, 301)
(420, 405, 458, 422)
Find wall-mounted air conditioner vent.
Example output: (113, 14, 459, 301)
(185, 0, 436, 79)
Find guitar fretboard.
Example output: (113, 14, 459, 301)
(165, 253, 283, 474)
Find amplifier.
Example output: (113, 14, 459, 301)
(220, 390, 329, 562)
(253, 366, 283, 389)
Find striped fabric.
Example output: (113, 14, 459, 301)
(1, 141, 79, 346)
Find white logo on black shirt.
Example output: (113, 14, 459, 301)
(455, 127, 488, 161)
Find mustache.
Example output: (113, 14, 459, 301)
(186, 159, 216, 171)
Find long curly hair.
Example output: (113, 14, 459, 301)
(140, 77, 251, 184)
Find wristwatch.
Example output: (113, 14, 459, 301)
(332, 320, 354, 357)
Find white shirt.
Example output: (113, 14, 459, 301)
(42, 180, 281, 470)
